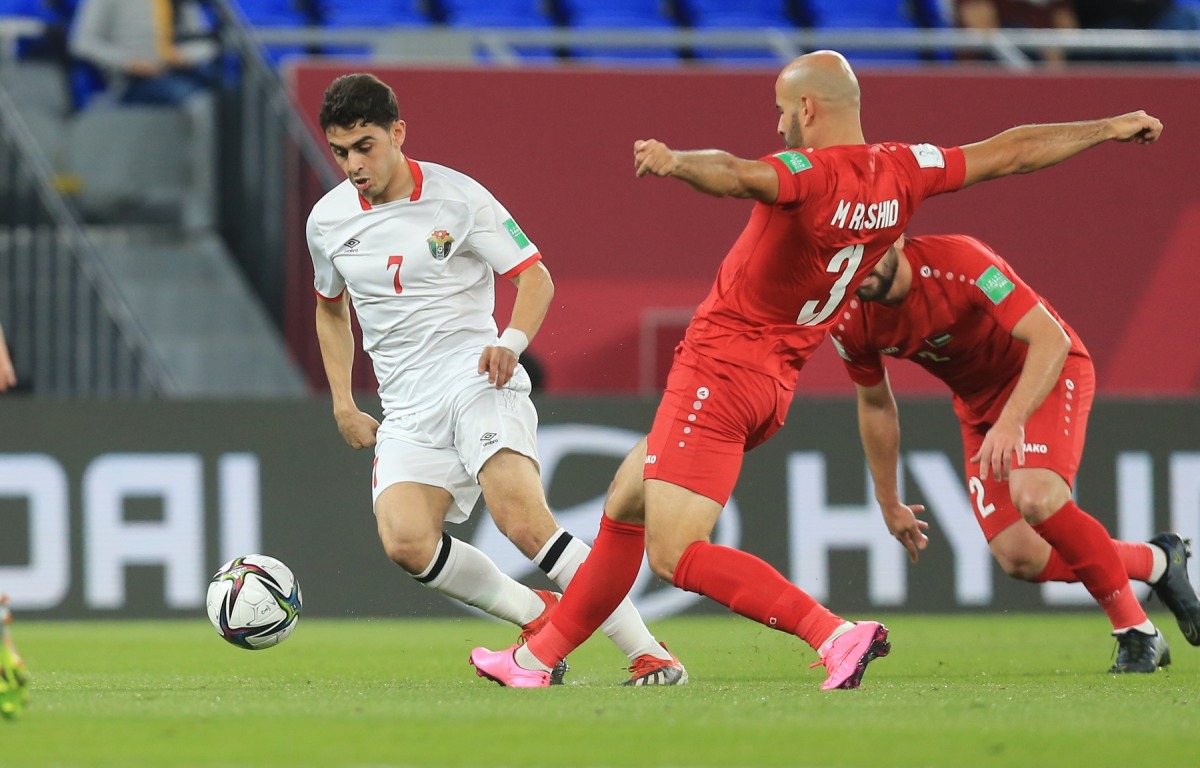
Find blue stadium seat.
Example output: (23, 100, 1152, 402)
(440, 0, 552, 27)
(804, 0, 948, 63)
(0, 0, 52, 18)
(559, 0, 680, 65)
(233, 0, 315, 66)
(234, 0, 312, 25)
(316, 0, 429, 27)
(679, 0, 792, 27)
(314, 0, 431, 58)
(677, 0, 794, 65)
(440, 0, 558, 61)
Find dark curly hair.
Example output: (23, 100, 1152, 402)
(318, 73, 400, 132)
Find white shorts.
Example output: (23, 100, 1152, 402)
(371, 371, 539, 523)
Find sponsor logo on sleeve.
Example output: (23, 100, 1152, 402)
(503, 218, 531, 248)
(773, 150, 813, 174)
(976, 266, 1016, 305)
(426, 229, 455, 261)
(909, 143, 946, 169)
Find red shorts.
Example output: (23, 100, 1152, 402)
(960, 355, 1095, 540)
(644, 345, 792, 505)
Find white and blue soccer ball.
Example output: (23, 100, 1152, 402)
(206, 554, 303, 650)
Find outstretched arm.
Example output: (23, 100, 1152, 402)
(478, 261, 554, 389)
(857, 376, 929, 563)
(960, 111, 1162, 188)
(972, 303, 1071, 481)
(634, 139, 780, 203)
(315, 294, 378, 450)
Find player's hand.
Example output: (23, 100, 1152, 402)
(972, 417, 1025, 482)
(126, 58, 164, 77)
(478, 345, 518, 389)
(334, 409, 379, 450)
(881, 500, 929, 564)
(1109, 111, 1162, 145)
(634, 139, 678, 178)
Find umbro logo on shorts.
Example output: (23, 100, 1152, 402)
(480, 432, 498, 448)
(342, 238, 360, 252)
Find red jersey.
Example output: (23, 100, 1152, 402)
(683, 142, 966, 389)
(832, 234, 1090, 426)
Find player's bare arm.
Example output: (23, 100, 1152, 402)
(314, 294, 379, 449)
(959, 111, 1162, 189)
(856, 377, 929, 563)
(973, 303, 1071, 482)
(479, 261, 554, 389)
(634, 140, 780, 203)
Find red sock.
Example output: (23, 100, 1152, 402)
(1032, 501, 1147, 630)
(1034, 540, 1155, 584)
(674, 541, 842, 651)
(526, 516, 644, 666)
(1115, 541, 1154, 583)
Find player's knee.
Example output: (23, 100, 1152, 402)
(380, 536, 432, 573)
(993, 549, 1042, 581)
(1012, 490, 1056, 524)
(645, 541, 681, 583)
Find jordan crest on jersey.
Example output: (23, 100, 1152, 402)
(427, 229, 454, 261)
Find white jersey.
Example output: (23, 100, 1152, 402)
(307, 158, 541, 415)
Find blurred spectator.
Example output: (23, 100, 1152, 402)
(1074, 0, 1200, 61)
(956, 0, 1080, 64)
(0, 321, 16, 393)
(68, 0, 218, 106)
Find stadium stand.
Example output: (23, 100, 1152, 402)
(804, 0, 950, 61)
(558, 0, 681, 64)
(439, 0, 559, 59)
(233, 0, 315, 63)
(678, 0, 796, 63)
(315, 0, 430, 27)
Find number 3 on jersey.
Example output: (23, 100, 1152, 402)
(387, 255, 404, 294)
(796, 244, 864, 326)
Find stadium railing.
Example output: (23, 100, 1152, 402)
(0, 85, 172, 396)
(210, 0, 341, 330)
(244, 26, 1200, 69)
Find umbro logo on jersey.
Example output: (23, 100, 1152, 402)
(480, 431, 498, 448)
(427, 229, 455, 261)
(342, 238, 360, 252)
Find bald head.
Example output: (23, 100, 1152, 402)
(774, 50, 864, 149)
(778, 51, 861, 110)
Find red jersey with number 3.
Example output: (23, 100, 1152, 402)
(832, 234, 1090, 426)
(682, 143, 966, 389)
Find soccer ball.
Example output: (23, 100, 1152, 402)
(206, 555, 302, 650)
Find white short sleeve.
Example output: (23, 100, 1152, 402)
(465, 188, 540, 277)
(307, 212, 346, 300)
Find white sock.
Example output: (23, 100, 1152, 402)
(1114, 620, 1157, 635)
(819, 621, 857, 653)
(533, 528, 671, 663)
(514, 643, 553, 672)
(1149, 542, 1169, 584)
(415, 533, 543, 626)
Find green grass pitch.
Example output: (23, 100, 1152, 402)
(3, 613, 1197, 767)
